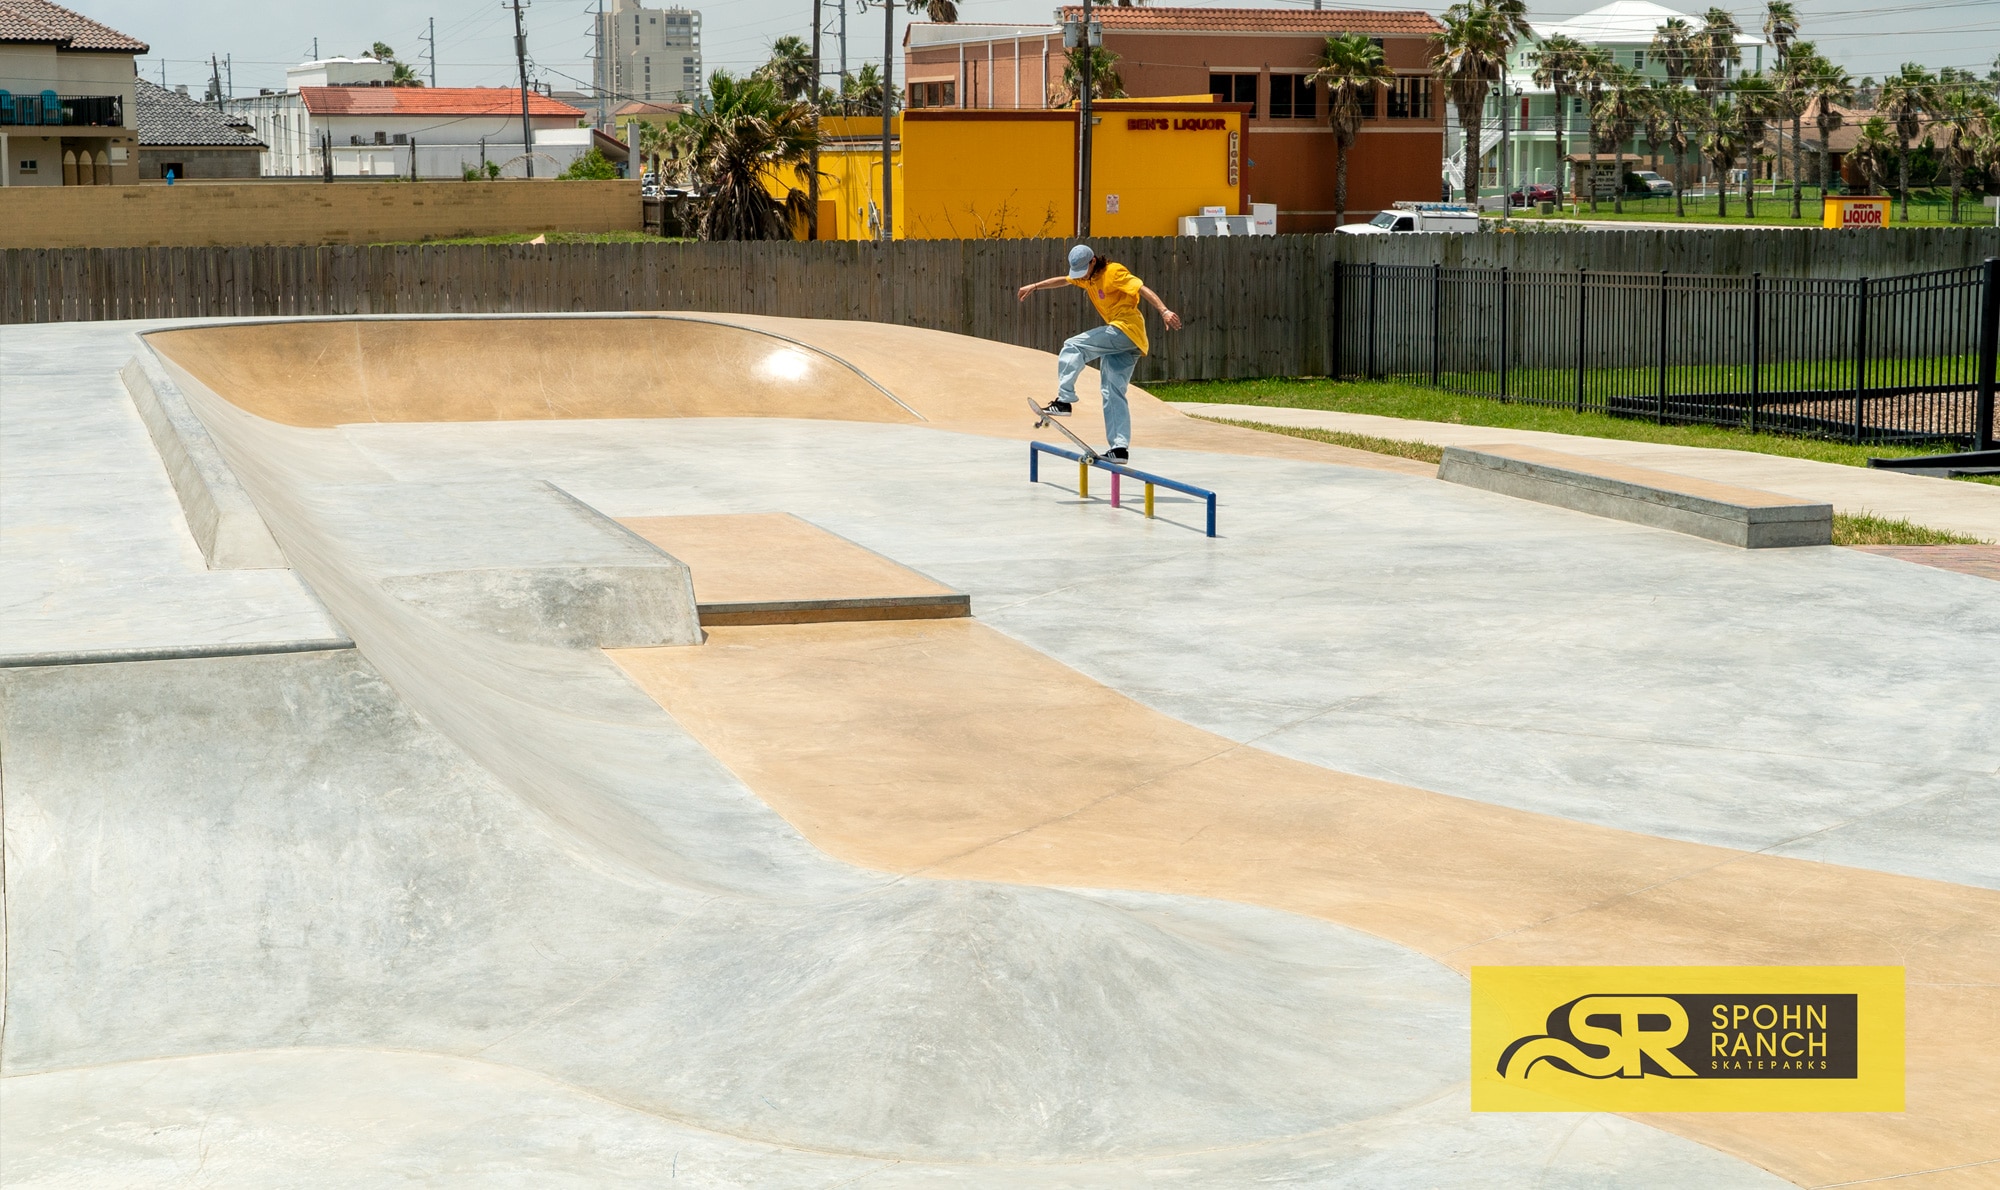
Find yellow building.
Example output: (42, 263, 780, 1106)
(774, 100, 1245, 240)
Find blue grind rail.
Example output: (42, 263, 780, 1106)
(1030, 441, 1218, 538)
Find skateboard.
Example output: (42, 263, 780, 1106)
(1027, 397, 1099, 462)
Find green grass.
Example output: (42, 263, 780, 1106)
(1499, 185, 1997, 227)
(1832, 512, 1989, 546)
(372, 230, 685, 246)
(1197, 416, 1445, 463)
(1151, 376, 1968, 469)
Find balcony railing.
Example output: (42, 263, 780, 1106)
(0, 91, 124, 128)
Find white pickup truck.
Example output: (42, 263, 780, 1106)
(1338, 202, 1483, 235)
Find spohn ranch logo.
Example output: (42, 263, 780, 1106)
(1472, 967, 1903, 1112)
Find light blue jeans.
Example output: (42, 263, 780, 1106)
(1057, 324, 1141, 449)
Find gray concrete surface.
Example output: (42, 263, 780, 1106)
(120, 350, 287, 569)
(1438, 444, 1833, 547)
(0, 321, 347, 665)
(7, 315, 1993, 1185)
(1182, 402, 2000, 541)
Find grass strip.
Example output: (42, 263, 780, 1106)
(1152, 377, 1966, 469)
(1832, 513, 1989, 546)
(1195, 415, 1444, 463)
(372, 230, 685, 246)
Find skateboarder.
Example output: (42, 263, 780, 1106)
(1017, 244, 1182, 463)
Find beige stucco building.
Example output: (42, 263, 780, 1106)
(0, 0, 145, 186)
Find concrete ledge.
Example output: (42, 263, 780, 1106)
(0, 639, 354, 670)
(697, 593, 972, 627)
(121, 352, 288, 570)
(1439, 443, 1833, 548)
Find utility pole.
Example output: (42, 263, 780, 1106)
(313, 36, 319, 61)
(1075, 0, 1096, 237)
(225, 55, 233, 103)
(880, 0, 893, 240)
(423, 17, 438, 87)
(839, 0, 849, 110)
(593, 0, 606, 130)
(810, 0, 822, 239)
(209, 55, 224, 111)
(510, 0, 535, 177)
(1499, 69, 1510, 225)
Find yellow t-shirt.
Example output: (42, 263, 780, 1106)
(1070, 263, 1148, 355)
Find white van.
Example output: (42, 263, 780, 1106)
(1338, 202, 1483, 235)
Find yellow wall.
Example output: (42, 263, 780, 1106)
(901, 116, 1073, 240)
(0, 180, 639, 248)
(897, 102, 1242, 240)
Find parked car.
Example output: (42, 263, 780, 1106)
(1627, 170, 1674, 197)
(1339, 202, 1483, 235)
(1509, 183, 1560, 207)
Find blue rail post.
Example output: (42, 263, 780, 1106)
(1029, 441, 1218, 538)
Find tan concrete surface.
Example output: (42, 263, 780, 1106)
(610, 617, 2000, 1190)
(145, 317, 1435, 475)
(1182, 403, 2000, 541)
(620, 513, 957, 605)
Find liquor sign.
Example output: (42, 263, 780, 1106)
(1823, 196, 1890, 229)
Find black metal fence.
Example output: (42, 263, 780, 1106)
(1333, 258, 2000, 448)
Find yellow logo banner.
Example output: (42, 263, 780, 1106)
(1471, 966, 1903, 1112)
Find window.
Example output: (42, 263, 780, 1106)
(1632, 49, 1646, 69)
(1269, 74, 1315, 120)
(18, 158, 37, 173)
(910, 81, 955, 108)
(1208, 72, 1258, 118)
(1387, 76, 1431, 119)
(158, 161, 181, 178)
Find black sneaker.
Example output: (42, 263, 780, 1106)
(1100, 446, 1129, 464)
(1040, 400, 1073, 417)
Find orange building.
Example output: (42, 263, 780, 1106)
(902, 6, 1446, 232)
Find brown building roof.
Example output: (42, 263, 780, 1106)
(1056, 5, 1443, 36)
(0, 0, 147, 52)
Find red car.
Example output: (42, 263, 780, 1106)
(1509, 183, 1560, 207)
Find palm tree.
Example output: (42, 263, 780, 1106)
(1848, 115, 1895, 196)
(757, 36, 816, 102)
(1575, 46, 1613, 210)
(1531, 34, 1587, 202)
(662, 70, 821, 240)
(1638, 80, 1671, 174)
(1693, 8, 1742, 100)
(1732, 72, 1777, 216)
(1799, 54, 1852, 194)
(1661, 85, 1704, 216)
(1051, 46, 1124, 105)
(1761, 1, 1798, 64)
(1312, 33, 1395, 227)
(840, 64, 897, 116)
(1651, 18, 1696, 90)
(1702, 96, 1742, 216)
(1878, 63, 1936, 220)
(1432, 2, 1510, 206)
(921, 0, 958, 21)
(1593, 67, 1640, 213)
(366, 41, 425, 87)
(1932, 88, 1981, 222)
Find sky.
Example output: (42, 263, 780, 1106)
(93, 0, 2000, 102)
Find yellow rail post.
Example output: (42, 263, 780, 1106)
(1079, 460, 1089, 498)
(1144, 481, 1155, 518)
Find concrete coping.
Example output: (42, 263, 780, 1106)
(1438, 443, 1834, 548)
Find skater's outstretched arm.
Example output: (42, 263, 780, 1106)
(1139, 285, 1183, 331)
(1016, 276, 1071, 301)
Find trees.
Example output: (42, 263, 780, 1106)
(1848, 115, 1894, 195)
(1592, 67, 1640, 213)
(1879, 63, 1937, 220)
(1760, 1, 1798, 64)
(1773, 40, 1818, 217)
(1932, 88, 1984, 222)
(1052, 47, 1125, 105)
(1702, 97, 1742, 215)
(1661, 85, 1704, 216)
(1575, 46, 1613, 210)
(1731, 72, 1777, 216)
(1650, 18, 1699, 216)
(659, 71, 821, 240)
(757, 36, 816, 102)
(1692, 8, 1742, 101)
(840, 64, 899, 115)
(1432, 2, 1511, 206)
(557, 147, 621, 180)
(366, 41, 425, 87)
(1312, 33, 1395, 226)
(1797, 54, 1852, 193)
(1530, 33, 1587, 200)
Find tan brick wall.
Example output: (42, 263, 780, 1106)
(0, 180, 640, 248)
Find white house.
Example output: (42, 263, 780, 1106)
(229, 59, 610, 179)
(1452, 1, 1765, 197)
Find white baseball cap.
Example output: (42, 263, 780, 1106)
(1066, 244, 1095, 279)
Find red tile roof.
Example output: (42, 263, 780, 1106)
(0, 0, 147, 52)
(1058, 5, 1442, 35)
(300, 86, 586, 119)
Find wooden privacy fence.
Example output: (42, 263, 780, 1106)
(0, 238, 1337, 382)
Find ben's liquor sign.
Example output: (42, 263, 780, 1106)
(1472, 966, 1904, 1112)
(1824, 196, 1892, 228)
